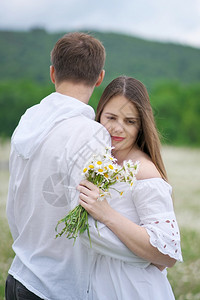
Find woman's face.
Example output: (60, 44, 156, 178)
(100, 95, 140, 154)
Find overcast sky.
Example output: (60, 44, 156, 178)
(1, 0, 200, 48)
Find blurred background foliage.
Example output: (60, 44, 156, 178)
(0, 29, 200, 145)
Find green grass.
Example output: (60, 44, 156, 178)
(0, 167, 14, 300)
(168, 228, 200, 299)
(0, 142, 200, 300)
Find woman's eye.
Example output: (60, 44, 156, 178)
(127, 120, 136, 124)
(107, 116, 115, 120)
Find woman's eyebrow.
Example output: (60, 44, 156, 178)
(104, 112, 139, 119)
(125, 116, 140, 120)
(104, 112, 117, 116)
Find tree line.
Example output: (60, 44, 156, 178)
(0, 79, 200, 146)
(1, 29, 200, 145)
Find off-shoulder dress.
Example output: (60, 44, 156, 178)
(81, 178, 183, 300)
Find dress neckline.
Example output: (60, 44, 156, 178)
(136, 177, 171, 188)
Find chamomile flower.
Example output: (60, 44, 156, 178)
(105, 146, 115, 152)
(96, 168, 104, 175)
(56, 146, 139, 246)
(83, 167, 88, 174)
(88, 164, 95, 169)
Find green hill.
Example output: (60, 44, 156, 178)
(0, 29, 200, 87)
(0, 29, 200, 145)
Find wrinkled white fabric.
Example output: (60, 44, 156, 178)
(7, 92, 111, 300)
(12, 92, 95, 159)
(81, 178, 182, 300)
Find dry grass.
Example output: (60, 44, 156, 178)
(0, 141, 200, 300)
(162, 146, 200, 230)
(162, 146, 200, 300)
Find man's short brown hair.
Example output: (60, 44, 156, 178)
(51, 32, 106, 86)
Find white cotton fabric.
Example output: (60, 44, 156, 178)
(6, 92, 111, 300)
(12, 92, 96, 159)
(81, 178, 183, 300)
(134, 179, 182, 261)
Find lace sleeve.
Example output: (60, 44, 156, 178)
(133, 179, 183, 262)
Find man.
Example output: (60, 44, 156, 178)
(5, 32, 110, 300)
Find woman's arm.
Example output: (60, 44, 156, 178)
(95, 203, 176, 268)
(78, 180, 176, 268)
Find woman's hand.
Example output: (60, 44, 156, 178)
(152, 263, 166, 271)
(77, 180, 112, 223)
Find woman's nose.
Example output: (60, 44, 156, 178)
(112, 121, 124, 134)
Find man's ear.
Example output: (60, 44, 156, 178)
(50, 65, 55, 84)
(95, 70, 105, 87)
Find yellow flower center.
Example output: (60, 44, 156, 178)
(108, 165, 114, 170)
(97, 161, 102, 165)
(98, 168, 104, 173)
(89, 164, 94, 169)
(104, 173, 109, 178)
(83, 168, 88, 173)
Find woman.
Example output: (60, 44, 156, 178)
(77, 76, 182, 300)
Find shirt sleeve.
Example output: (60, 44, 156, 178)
(80, 217, 150, 266)
(133, 179, 183, 262)
(6, 147, 19, 240)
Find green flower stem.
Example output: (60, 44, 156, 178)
(55, 204, 92, 246)
(95, 220, 100, 236)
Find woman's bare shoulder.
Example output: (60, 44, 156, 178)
(133, 154, 161, 180)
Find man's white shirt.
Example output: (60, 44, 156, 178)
(6, 92, 111, 300)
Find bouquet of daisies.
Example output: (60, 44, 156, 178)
(55, 147, 139, 245)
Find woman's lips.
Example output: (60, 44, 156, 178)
(112, 136, 125, 142)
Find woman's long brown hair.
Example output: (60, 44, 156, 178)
(96, 76, 168, 181)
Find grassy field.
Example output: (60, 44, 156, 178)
(161, 147, 200, 300)
(0, 141, 200, 300)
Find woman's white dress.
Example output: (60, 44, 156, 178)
(81, 178, 183, 300)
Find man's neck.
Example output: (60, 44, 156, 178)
(55, 81, 94, 104)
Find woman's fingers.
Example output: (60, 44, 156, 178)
(77, 180, 99, 202)
(77, 185, 92, 196)
(79, 192, 90, 203)
(79, 197, 110, 223)
(77, 186, 99, 200)
(77, 182, 111, 222)
(79, 180, 99, 192)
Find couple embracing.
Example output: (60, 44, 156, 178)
(5, 32, 182, 300)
